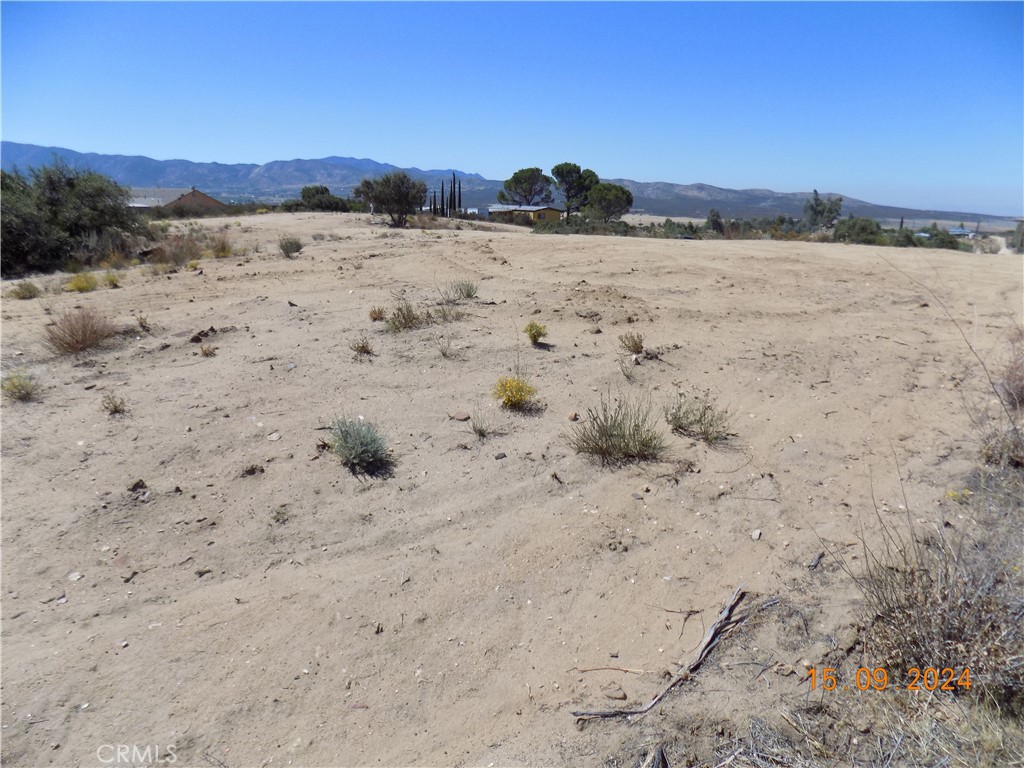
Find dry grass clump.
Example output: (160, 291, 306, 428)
(434, 305, 465, 324)
(618, 331, 644, 355)
(2, 371, 40, 402)
(451, 280, 478, 300)
(329, 417, 392, 476)
(852, 502, 1023, 717)
(524, 320, 547, 345)
(494, 376, 537, 411)
(665, 389, 733, 445)
(349, 336, 375, 357)
(43, 307, 118, 354)
(211, 232, 233, 258)
(385, 299, 429, 332)
(103, 271, 120, 288)
(1000, 327, 1024, 410)
(65, 272, 98, 293)
(569, 392, 666, 465)
(200, 344, 217, 357)
(279, 235, 303, 258)
(7, 281, 42, 300)
(368, 306, 386, 322)
(101, 392, 129, 416)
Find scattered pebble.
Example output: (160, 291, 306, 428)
(602, 683, 627, 700)
(449, 411, 471, 422)
(494, 452, 507, 460)
(68, 572, 83, 582)
(751, 529, 762, 541)
(267, 432, 281, 441)
(568, 411, 579, 421)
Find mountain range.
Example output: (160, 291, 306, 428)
(0, 141, 1012, 224)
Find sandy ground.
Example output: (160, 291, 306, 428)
(2, 212, 1021, 767)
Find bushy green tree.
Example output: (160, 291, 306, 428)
(496, 167, 553, 206)
(706, 208, 725, 235)
(300, 185, 348, 212)
(551, 162, 599, 215)
(354, 171, 427, 228)
(803, 189, 843, 228)
(584, 183, 633, 223)
(834, 217, 884, 244)
(1, 161, 138, 276)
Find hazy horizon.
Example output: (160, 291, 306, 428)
(2, 2, 1021, 216)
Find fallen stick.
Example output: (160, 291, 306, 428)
(571, 585, 748, 720)
(576, 666, 645, 675)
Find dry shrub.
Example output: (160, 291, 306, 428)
(349, 336, 375, 357)
(7, 281, 42, 300)
(211, 232, 233, 258)
(279, 236, 303, 258)
(200, 344, 217, 357)
(101, 392, 129, 416)
(385, 299, 428, 332)
(43, 307, 118, 354)
(569, 392, 666, 464)
(852, 503, 1023, 716)
(665, 389, 733, 444)
(368, 306, 386, 322)
(618, 331, 644, 355)
(1000, 326, 1024, 410)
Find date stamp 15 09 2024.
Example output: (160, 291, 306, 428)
(808, 667, 972, 693)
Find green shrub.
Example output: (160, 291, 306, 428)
(65, 272, 98, 293)
(7, 281, 42, 300)
(524, 320, 547, 345)
(569, 392, 666, 465)
(494, 376, 537, 411)
(451, 280, 478, 300)
(43, 307, 118, 354)
(279, 236, 303, 258)
(665, 389, 733, 445)
(1, 371, 39, 401)
(330, 417, 392, 476)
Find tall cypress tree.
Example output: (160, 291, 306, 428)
(457, 180, 462, 212)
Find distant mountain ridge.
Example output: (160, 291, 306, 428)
(1, 141, 1013, 223)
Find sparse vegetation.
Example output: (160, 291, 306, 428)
(200, 344, 217, 357)
(434, 305, 465, 324)
(279, 235, 303, 258)
(349, 336, 375, 357)
(329, 417, 392, 476)
(369, 306, 386, 322)
(524, 320, 547, 345)
(101, 392, 129, 416)
(665, 389, 733, 445)
(618, 331, 644, 355)
(1000, 327, 1024, 410)
(211, 232, 232, 258)
(618, 356, 638, 382)
(65, 272, 98, 293)
(433, 333, 455, 359)
(385, 299, 428, 332)
(353, 171, 427, 228)
(568, 392, 666, 465)
(470, 411, 494, 439)
(135, 314, 151, 333)
(7, 281, 42, 300)
(43, 307, 118, 354)
(493, 375, 538, 411)
(103, 271, 120, 288)
(2, 371, 39, 401)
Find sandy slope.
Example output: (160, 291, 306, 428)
(2, 212, 1021, 767)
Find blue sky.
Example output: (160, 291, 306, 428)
(2, 1, 1021, 215)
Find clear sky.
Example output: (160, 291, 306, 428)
(2, 1, 1021, 215)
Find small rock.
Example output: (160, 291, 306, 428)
(128, 479, 147, 492)
(631, 493, 644, 500)
(568, 412, 579, 421)
(68, 572, 83, 582)
(267, 432, 281, 441)
(286, 362, 297, 371)
(751, 529, 762, 541)
(494, 452, 507, 460)
(602, 683, 627, 700)
(449, 411, 471, 422)
(241, 464, 265, 477)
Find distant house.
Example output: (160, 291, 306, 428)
(488, 204, 563, 223)
(129, 186, 227, 212)
(948, 226, 976, 238)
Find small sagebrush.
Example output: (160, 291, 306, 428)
(524, 320, 547, 345)
(369, 306, 386, 322)
(494, 376, 537, 411)
(8, 281, 42, 300)
(279, 236, 303, 258)
(65, 272, 98, 293)
(1, 371, 39, 401)
(330, 417, 392, 476)
(569, 393, 666, 465)
(665, 389, 733, 445)
(618, 331, 644, 355)
(452, 280, 478, 300)
(43, 308, 118, 354)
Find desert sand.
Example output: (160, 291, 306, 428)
(2, 212, 1021, 766)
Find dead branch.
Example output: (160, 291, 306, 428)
(571, 585, 748, 720)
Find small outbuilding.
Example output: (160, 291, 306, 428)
(129, 187, 227, 213)
(488, 204, 563, 223)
